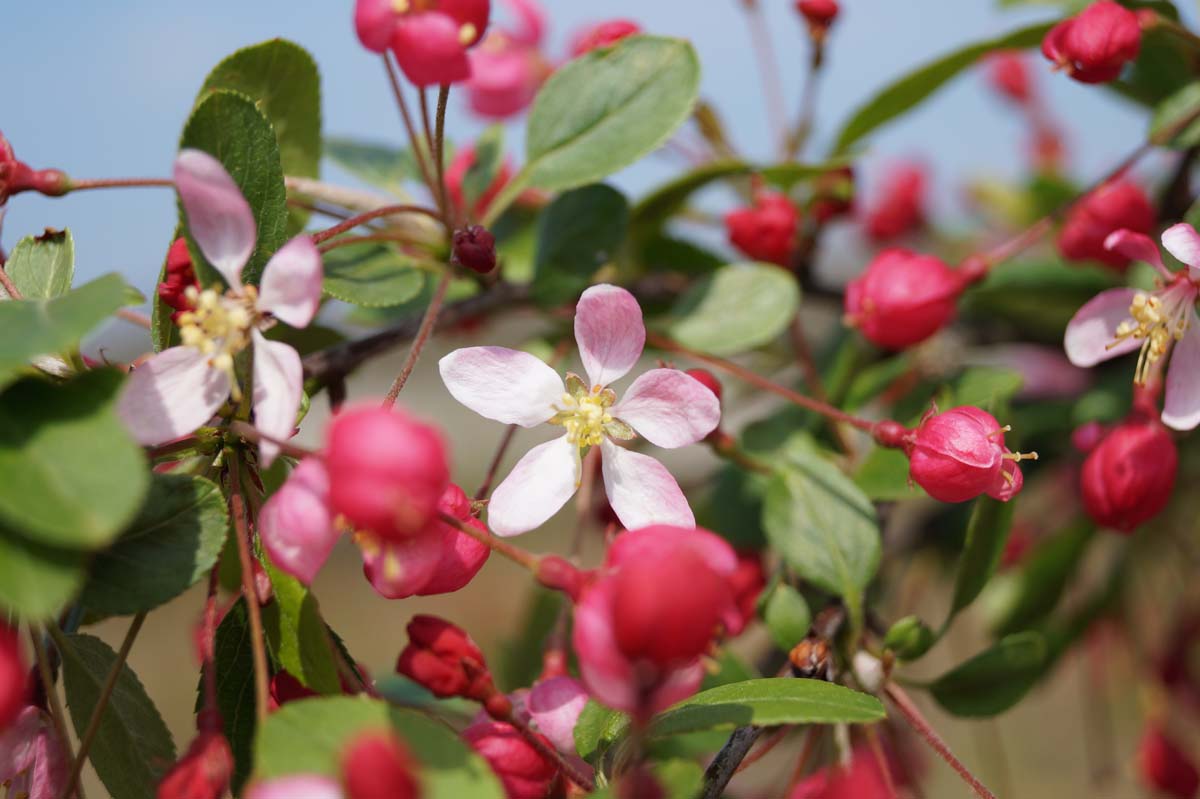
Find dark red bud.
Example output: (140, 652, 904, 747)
(156, 716, 234, 799)
(453, 225, 497, 274)
(0, 623, 26, 731)
(1138, 724, 1200, 799)
(396, 615, 496, 702)
(1042, 1, 1142, 85)
(725, 191, 799, 267)
(684, 368, 723, 402)
(341, 732, 421, 799)
(1057, 181, 1155, 272)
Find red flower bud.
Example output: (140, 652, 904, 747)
(684, 368, 723, 403)
(811, 166, 855, 224)
(341, 732, 421, 799)
(0, 131, 69, 205)
(986, 51, 1033, 105)
(268, 670, 318, 711)
(1138, 724, 1200, 799)
(795, 0, 839, 36)
(396, 615, 497, 702)
(1080, 414, 1176, 532)
(354, 0, 397, 53)
(865, 162, 926, 243)
(906, 407, 1033, 503)
(1042, 0, 1141, 84)
(1057, 181, 1155, 271)
(325, 405, 450, 542)
(446, 145, 513, 220)
(725, 191, 799, 267)
(0, 623, 26, 731)
(382, 0, 491, 86)
(844, 249, 962, 350)
(571, 20, 642, 57)
(729, 549, 766, 630)
(158, 238, 200, 322)
(463, 721, 562, 799)
(453, 225, 497, 274)
(156, 712, 234, 799)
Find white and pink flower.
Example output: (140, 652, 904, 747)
(1064, 224, 1200, 430)
(0, 707, 68, 799)
(439, 284, 720, 536)
(117, 150, 323, 466)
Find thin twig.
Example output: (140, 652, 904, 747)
(66, 177, 174, 192)
(885, 682, 997, 799)
(228, 456, 270, 724)
(701, 725, 766, 798)
(383, 53, 439, 196)
(474, 425, 519, 501)
(508, 712, 597, 792)
(438, 511, 540, 571)
(382, 270, 453, 407)
(228, 420, 318, 461)
(310, 204, 441, 245)
(317, 233, 427, 254)
(115, 308, 152, 329)
(433, 84, 452, 228)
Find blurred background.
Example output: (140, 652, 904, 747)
(2, 1, 1185, 796)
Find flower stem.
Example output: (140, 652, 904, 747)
(438, 510, 541, 572)
(29, 625, 85, 799)
(788, 317, 855, 455)
(383, 53, 439, 199)
(316, 232, 426, 254)
(433, 84, 452, 229)
(0, 265, 22, 299)
(474, 424, 519, 501)
(115, 308, 152, 329)
(227, 456, 270, 724)
(228, 420, 318, 461)
(66, 177, 174, 192)
(382, 269, 453, 408)
(507, 710, 597, 792)
(310, 204, 441, 245)
(885, 682, 997, 799)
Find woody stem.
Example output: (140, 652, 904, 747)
(885, 682, 997, 799)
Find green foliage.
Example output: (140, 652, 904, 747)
(668, 263, 800, 356)
(575, 700, 629, 763)
(854, 447, 922, 501)
(321, 243, 427, 307)
(262, 560, 341, 694)
(1150, 81, 1200, 148)
(962, 258, 1116, 338)
(3, 229, 74, 299)
(0, 524, 86, 619)
(532, 184, 629, 306)
(60, 633, 176, 799)
(761, 583, 812, 651)
(204, 599, 257, 792)
(324, 136, 420, 194)
(929, 631, 1048, 717)
(884, 616, 937, 660)
(987, 521, 1094, 636)
(948, 497, 1017, 625)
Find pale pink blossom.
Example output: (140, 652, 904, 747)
(117, 150, 323, 466)
(526, 677, 589, 755)
(466, 0, 551, 119)
(0, 707, 68, 799)
(1064, 225, 1200, 430)
(439, 284, 720, 536)
(245, 774, 343, 799)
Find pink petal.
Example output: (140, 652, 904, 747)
(359, 528, 445, 599)
(1162, 223, 1200, 277)
(117, 347, 230, 446)
(259, 459, 338, 585)
(0, 708, 66, 799)
(599, 440, 694, 530)
(527, 677, 589, 755)
(575, 284, 645, 389)
(251, 330, 303, 468)
(487, 434, 579, 536)
(501, 0, 546, 46)
(245, 776, 343, 799)
(417, 516, 491, 596)
(174, 149, 256, 287)
(1163, 313, 1200, 430)
(572, 580, 637, 712)
(1105, 229, 1169, 279)
(258, 235, 324, 328)
(392, 13, 473, 86)
(645, 661, 706, 717)
(612, 369, 721, 449)
(1063, 288, 1140, 367)
(439, 346, 563, 427)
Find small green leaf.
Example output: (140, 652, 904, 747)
(762, 584, 812, 652)
(854, 447, 922, 501)
(3, 229, 74, 299)
(201, 598, 257, 792)
(948, 496, 1016, 623)
(929, 632, 1048, 717)
(962, 258, 1117, 338)
(322, 243, 427, 307)
(81, 474, 228, 616)
(60, 633, 176, 799)
(575, 699, 629, 762)
(988, 521, 1094, 636)
(262, 560, 341, 694)
(668, 262, 800, 356)
(0, 523, 86, 619)
(532, 184, 629, 307)
(0, 369, 148, 549)
(1149, 81, 1200, 148)
(955, 367, 1024, 413)
(654, 760, 705, 799)
(324, 137, 419, 194)
(834, 22, 1056, 153)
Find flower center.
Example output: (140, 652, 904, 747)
(548, 373, 634, 450)
(1110, 282, 1196, 385)
(177, 285, 259, 398)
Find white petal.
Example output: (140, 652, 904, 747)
(487, 435, 579, 536)
(575, 284, 645, 389)
(1063, 288, 1141, 367)
(251, 330, 303, 467)
(600, 439, 694, 530)
(439, 347, 563, 427)
(117, 347, 229, 446)
(1162, 223, 1200, 276)
(258, 235, 324, 328)
(612, 368, 721, 449)
(174, 149, 256, 287)
(1163, 314, 1200, 430)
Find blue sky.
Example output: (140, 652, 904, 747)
(1, 1, 1155, 293)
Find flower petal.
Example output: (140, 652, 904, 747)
(359, 528, 445, 599)
(117, 347, 230, 446)
(487, 435, 579, 536)
(174, 149, 256, 287)
(612, 369, 721, 449)
(252, 330, 303, 468)
(600, 439, 694, 530)
(245, 776, 344, 799)
(439, 346, 563, 427)
(1163, 314, 1200, 430)
(259, 459, 338, 585)
(258, 235, 324, 328)
(527, 677, 589, 755)
(1104, 229, 1168, 278)
(1063, 287, 1140, 367)
(1162, 223, 1200, 277)
(572, 580, 636, 712)
(575, 284, 645, 389)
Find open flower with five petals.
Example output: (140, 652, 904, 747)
(117, 150, 323, 465)
(439, 284, 720, 536)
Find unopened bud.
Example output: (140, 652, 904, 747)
(883, 615, 935, 660)
(396, 615, 498, 704)
(453, 225, 497, 274)
(341, 732, 421, 799)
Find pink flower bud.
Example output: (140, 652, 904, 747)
(526, 677, 588, 755)
(986, 51, 1033, 105)
(341, 732, 421, 799)
(865, 162, 926, 243)
(684, 368, 723, 403)
(389, 1, 491, 87)
(463, 721, 562, 799)
(0, 624, 26, 731)
(354, 0, 397, 52)
(1042, 1, 1142, 84)
(1057, 181, 1154, 271)
(325, 405, 450, 542)
(1138, 724, 1200, 799)
(906, 407, 1033, 503)
(157, 238, 200, 322)
(789, 745, 897, 799)
(156, 712, 234, 799)
(1080, 414, 1176, 533)
(570, 20, 642, 57)
(729, 549, 766, 631)
(795, 0, 839, 36)
(0, 706, 68, 798)
(466, 30, 550, 119)
(724, 191, 799, 267)
(844, 249, 961, 350)
(0, 131, 68, 205)
(396, 615, 498, 703)
(446, 145, 513, 220)
(453, 225, 498, 274)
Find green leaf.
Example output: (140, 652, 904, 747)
(201, 39, 322, 233)
(948, 496, 1016, 623)
(532, 184, 629, 306)
(498, 588, 564, 691)
(0, 523, 86, 619)
(763, 445, 881, 626)
(955, 367, 1023, 413)
(988, 521, 1094, 636)
(3, 229, 74, 299)
(668, 262, 800, 356)
(262, 560, 341, 695)
(654, 760, 705, 799)
(833, 21, 1057, 153)
(321, 243, 427, 307)
(324, 137, 419, 194)
(486, 36, 699, 221)
(575, 699, 629, 762)
(60, 633, 176, 799)
(961, 258, 1117, 338)
(929, 631, 1048, 717)
(81, 474, 228, 616)
(0, 273, 132, 388)
(762, 583, 812, 652)
(202, 598, 257, 792)
(180, 89, 288, 286)
(854, 447, 922, 501)
(1149, 81, 1200, 148)
(0, 369, 148, 549)
(256, 697, 506, 799)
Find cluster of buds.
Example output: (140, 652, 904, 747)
(397, 615, 510, 716)
(1058, 181, 1155, 271)
(1042, 1, 1145, 85)
(724, 191, 799, 267)
(354, 0, 490, 86)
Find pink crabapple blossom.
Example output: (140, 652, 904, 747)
(246, 775, 344, 799)
(465, 0, 551, 119)
(1057, 180, 1155, 272)
(1064, 225, 1200, 430)
(117, 149, 324, 467)
(354, 0, 491, 86)
(0, 706, 68, 799)
(525, 677, 589, 756)
(439, 284, 721, 536)
(905, 406, 1035, 503)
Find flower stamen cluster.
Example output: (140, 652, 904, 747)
(1110, 284, 1195, 385)
(548, 374, 632, 451)
(176, 285, 260, 397)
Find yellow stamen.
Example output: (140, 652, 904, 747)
(176, 285, 258, 400)
(1108, 290, 1192, 385)
(458, 23, 477, 45)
